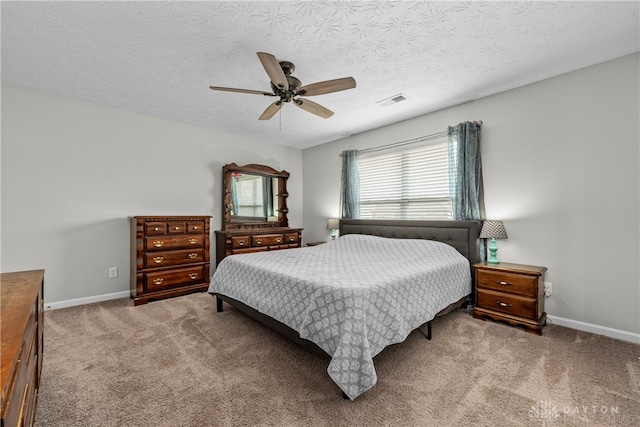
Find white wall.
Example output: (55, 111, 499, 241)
(1, 85, 303, 304)
(303, 53, 640, 335)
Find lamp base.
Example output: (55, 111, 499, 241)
(486, 238, 500, 265)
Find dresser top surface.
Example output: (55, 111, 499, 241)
(474, 261, 547, 275)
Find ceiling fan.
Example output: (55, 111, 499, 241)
(209, 52, 356, 120)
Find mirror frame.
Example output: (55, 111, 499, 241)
(221, 163, 290, 230)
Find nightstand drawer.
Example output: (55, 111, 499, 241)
(476, 270, 536, 297)
(477, 289, 536, 320)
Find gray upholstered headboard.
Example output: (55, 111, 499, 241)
(339, 219, 481, 266)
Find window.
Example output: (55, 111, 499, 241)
(358, 142, 452, 220)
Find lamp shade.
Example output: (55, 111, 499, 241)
(479, 220, 508, 239)
(326, 218, 340, 230)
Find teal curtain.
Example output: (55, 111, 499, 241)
(448, 122, 486, 259)
(340, 150, 360, 219)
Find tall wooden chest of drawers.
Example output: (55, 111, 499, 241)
(130, 216, 211, 305)
(1, 269, 44, 427)
(473, 262, 547, 334)
(215, 227, 303, 266)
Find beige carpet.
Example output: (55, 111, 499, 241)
(35, 292, 639, 426)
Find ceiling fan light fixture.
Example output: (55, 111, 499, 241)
(377, 93, 409, 107)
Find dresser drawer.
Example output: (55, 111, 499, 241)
(166, 221, 187, 234)
(144, 249, 204, 268)
(145, 266, 206, 292)
(231, 247, 268, 255)
(145, 235, 203, 251)
(477, 289, 536, 320)
(476, 269, 536, 297)
(231, 236, 251, 249)
(145, 222, 167, 235)
(252, 234, 284, 247)
(284, 232, 299, 244)
(186, 221, 205, 234)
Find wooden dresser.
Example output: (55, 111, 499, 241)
(130, 216, 211, 305)
(215, 227, 303, 266)
(1, 270, 44, 427)
(473, 262, 547, 334)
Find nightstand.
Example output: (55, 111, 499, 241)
(473, 262, 547, 334)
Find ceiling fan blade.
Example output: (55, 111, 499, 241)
(209, 86, 274, 96)
(297, 77, 356, 96)
(293, 98, 334, 119)
(259, 100, 284, 120)
(257, 52, 289, 91)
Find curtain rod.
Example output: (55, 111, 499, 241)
(339, 120, 482, 156)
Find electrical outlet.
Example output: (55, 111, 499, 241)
(109, 267, 118, 278)
(544, 282, 552, 297)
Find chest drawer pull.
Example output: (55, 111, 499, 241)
(275, 237, 282, 243)
(255, 239, 263, 245)
(153, 256, 164, 264)
(174, 226, 181, 231)
(238, 241, 245, 246)
(153, 278, 164, 285)
(188, 253, 198, 259)
(189, 238, 199, 244)
(153, 240, 164, 248)
(496, 301, 512, 308)
(188, 273, 198, 280)
(153, 227, 160, 231)
(191, 226, 199, 230)
(497, 281, 512, 286)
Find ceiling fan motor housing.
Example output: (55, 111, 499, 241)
(271, 75, 302, 102)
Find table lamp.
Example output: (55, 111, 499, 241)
(479, 220, 508, 265)
(326, 218, 340, 240)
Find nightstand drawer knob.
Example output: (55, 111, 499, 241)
(497, 281, 512, 286)
(496, 301, 512, 308)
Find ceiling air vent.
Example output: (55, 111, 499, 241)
(377, 93, 409, 107)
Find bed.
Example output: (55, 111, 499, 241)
(209, 219, 481, 400)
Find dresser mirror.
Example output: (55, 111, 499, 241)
(222, 163, 290, 230)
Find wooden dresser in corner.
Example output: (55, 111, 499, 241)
(130, 216, 211, 305)
(1, 269, 44, 427)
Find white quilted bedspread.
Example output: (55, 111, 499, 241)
(208, 234, 471, 399)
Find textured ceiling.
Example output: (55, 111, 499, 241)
(2, 1, 639, 149)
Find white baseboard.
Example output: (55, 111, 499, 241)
(547, 314, 640, 344)
(44, 290, 130, 311)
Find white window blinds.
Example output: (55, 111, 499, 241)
(358, 142, 452, 220)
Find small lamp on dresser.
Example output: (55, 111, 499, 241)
(479, 220, 508, 265)
(326, 218, 340, 240)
